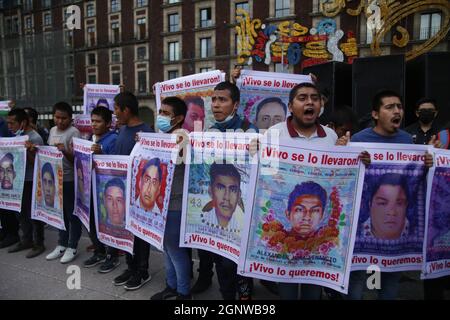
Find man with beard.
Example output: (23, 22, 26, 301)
(405, 98, 441, 145)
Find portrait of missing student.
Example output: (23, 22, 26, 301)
(74, 155, 90, 211)
(96, 171, 132, 240)
(355, 165, 426, 254)
(132, 157, 169, 215)
(425, 167, 450, 262)
(186, 162, 250, 244)
(245, 161, 360, 271)
(239, 95, 288, 130)
(0, 153, 16, 190)
(38, 161, 62, 211)
(182, 96, 206, 132)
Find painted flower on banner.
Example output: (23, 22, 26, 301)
(242, 96, 264, 121)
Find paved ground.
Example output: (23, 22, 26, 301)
(0, 226, 448, 300)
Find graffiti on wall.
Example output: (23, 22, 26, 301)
(320, 0, 450, 61)
(235, 9, 358, 69)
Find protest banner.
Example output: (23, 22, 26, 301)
(73, 115, 93, 140)
(73, 138, 94, 231)
(238, 140, 365, 294)
(0, 101, 10, 117)
(0, 136, 27, 212)
(422, 148, 450, 279)
(180, 132, 258, 263)
(83, 84, 120, 115)
(349, 143, 429, 272)
(93, 155, 133, 254)
(127, 132, 181, 250)
(236, 70, 312, 131)
(154, 70, 225, 132)
(31, 146, 65, 230)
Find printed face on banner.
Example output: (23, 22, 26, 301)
(39, 161, 61, 210)
(426, 167, 450, 262)
(239, 95, 288, 130)
(87, 97, 114, 114)
(0, 153, 16, 190)
(96, 171, 127, 230)
(182, 96, 206, 132)
(75, 152, 90, 209)
(355, 164, 425, 253)
(136, 158, 163, 213)
(187, 163, 249, 243)
(248, 162, 358, 270)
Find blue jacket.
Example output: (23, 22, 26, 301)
(97, 130, 118, 155)
(209, 114, 259, 133)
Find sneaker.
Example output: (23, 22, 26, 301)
(46, 245, 66, 260)
(26, 245, 46, 259)
(60, 248, 77, 264)
(124, 271, 151, 291)
(0, 235, 20, 249)
(176, 293, 193, 300)
(150, 286, 178, 300)
(8, 241, 33, 253)
(98, 254, 120, 273)
(113, 269, 134, 286)
(83, 253, 106, 268)
(191, 277, 212, 294)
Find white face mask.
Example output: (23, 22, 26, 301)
(215, 110, 236, 125)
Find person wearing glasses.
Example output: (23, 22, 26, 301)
(137, 158, 162, 214)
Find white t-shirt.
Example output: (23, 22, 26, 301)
(266, 116, 337, 146)
(48, 126, 81, 182)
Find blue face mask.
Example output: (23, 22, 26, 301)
(156, 115, 174, 133)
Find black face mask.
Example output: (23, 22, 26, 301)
(418, 109, 435, 124)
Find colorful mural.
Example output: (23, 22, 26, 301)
(236, 0, 450, 68)
(236, 9, 358, 69)
(320, 0, 450, 61)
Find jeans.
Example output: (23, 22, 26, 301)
(163, 210, 191, 295)
(58, 182, 82, 249)
(278, 283, 323, 300)
(20, 181, 44, 245)
(346, 270, 401, 300)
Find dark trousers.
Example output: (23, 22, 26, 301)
(197, 249, 214, 280)
(19, 181, 44, 245)
(0, 208, 19, 239)
(58, 181, 82, 249)
(424, 276, 450, 300)
(213, 253, 238, 300)
(126, 236, 150, 274)
(88, 195, 105, 255)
